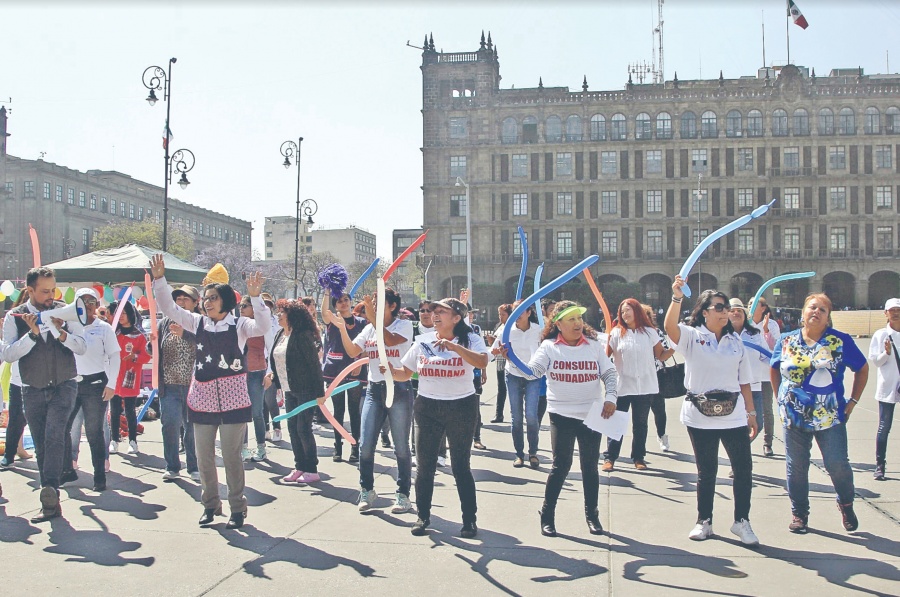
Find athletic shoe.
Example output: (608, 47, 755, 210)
(789, 514, 808, 534)
(837, 502, 858, 531)
(241, 447, 252, 461)
(689, 519, 713, 541)
(658, 435, 669, 452)
(252, 445, 267, 462)
(127, 440, 139, 455)
(265, 430, 273, 441)
(109, 441, 118, 454)
(282, 469, 303, 483)
(874, 463, 885, 481)
(392, 492, 412, 514)
(730, 519, 760, 546)
(190, 471, 201, 482)
(411, 518, 430, 536)
(297, 472, 320, 483)
(272, 429, 283, 442)
(763, 445, 774, 457)
(437, 456, 446, 467)
(358, 488, 378, 512)
(0, 456, 13, 469)
(162, 470, 180, 481)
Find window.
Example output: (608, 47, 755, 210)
(450, 156, 466, 179)
(838, 107, 856, 135)
(888, 107, 900, 133)
(589, 114, 606, 141)
(82, 228, 89, 249)
(680, 111, 697, 139)
(121, 202, 126, 217)
(450, 116, 468, 140)
(783, 147, 800, 174)
(635, 113, 652, 140)
(557, 192, 573, 215)
(89, 194, 97, 210)
(646, 150, 662, 174)
(67, 189, 74, 205)
(500, 117, 516, 143)
(556, 152, 573, 176)
(700, 110, 717, 138)
(139, 206, 144, 220)
(830, 187, 847, 210)
(877, 226, 893, 254)
(513, 231, 526, 255)
(692, 228, 709, 247)
(512, 154, 528, 177)
(129, 204, 135, 219)
(522, 116, 538, 143)
(610, 114, 627, 140)
(724, 110, 742, 137)
(24, 181, 35, 198)
(646, 230, 663, 255)
(819, 108, 835, 135)
(266, 241, 273, 248)
(601, 191, 618, 214)
(110, 198, 117, 214)
(601, 231, 618, 255)
(876, 145, 892, 169)
(793, 109, 809, 135)
(450, 194, 467, 217)
(829, 146, 846, 170)
(876, 186, 893, 209)
(43, 182, 51, 199)
(512, 193, 528, 216)
(566, 115, 582, 141)
(772, 109, 789, 136)
(451, 233, 467, 257)
(4, 181, 12, 196)
(55, 185, 63, 202)
(691, 149, 708, 172)
(747, 110, 763, 137)
(738, 188, 754, 210)
(99, 197, 106, 212)
(545, 116, 562, 142)
(601, 151, 617, 175)
(738, 229, 754, 255)
(556, 231, 573, 257)
(656, 112, 672, 139)
(784, 187, 800, 209)
(692, 190, 708, 213)
(646, 190, 662, 213)
(865, 107, 881, 134)
(738, 148, 754, 171)
(831, 227, 847, 253)
(783, 227, 801, 252)
(79, 191, 86, 207)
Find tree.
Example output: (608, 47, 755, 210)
(93, 219, 194, 261)
(194, 242, 253, 295)
(346, 258, 388, 299)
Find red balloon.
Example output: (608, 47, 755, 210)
(137, 296, 149, 309)
(93, 284, 104, 300)
(234, 291, 242, 304)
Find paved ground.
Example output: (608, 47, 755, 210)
(0, 338, 898, 596)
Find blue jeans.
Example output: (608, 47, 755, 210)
(246, 370, 267, 445)
(750, 390, 764, 444)
(876, 402, 895, 465)
(22, 380, 78, 488)
(784, 423, 855, 517)
(506, 373, 541, 458)
(160, 384, 197, 474)
(359, 381, 413, 495)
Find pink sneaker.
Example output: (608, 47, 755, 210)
(282, 469, 304, 483)
(297, 472, 320, 484)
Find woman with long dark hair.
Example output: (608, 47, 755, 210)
(108, 300, 150, 455)
(664, 276, 759, 545)
(728, 298, 770, 448)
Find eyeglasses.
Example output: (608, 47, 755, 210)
(706, 303, 728, 313)
(240, 303, 252, 308)
(418, 309, 430, 314)
(202, 295, 220, 302)
(82, 298, 98, 305)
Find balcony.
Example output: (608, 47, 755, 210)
(817, 248, 863, 259)
(768, 166, 815, 177)
(770, 207, 818, 218)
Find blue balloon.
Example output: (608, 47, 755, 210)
(348, 258, 380, 299)
(135, 389, 158, 425)
(742, 340, 772, 360)
(748, 271, 815, 315)
(272, 380, 361, 422)
(502, 255, 600, 376)
(679, 198, 777, 297)
(534, 263, 545, 327)
(515, 226, 528, 301)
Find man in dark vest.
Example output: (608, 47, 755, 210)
(1, 266, 86, 522)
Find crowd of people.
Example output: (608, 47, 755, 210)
(0, 257, 897, 546)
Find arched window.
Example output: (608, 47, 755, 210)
(566, 115, 582, 141)
(818, 108, 834, 135)
(680, 111, 697, 139)
(865, 107, 881, 134)
(656, 112, 672, 139)
(501, 117, 518, 144)
(700, 110, 717, 138)
(747, 109, 763, 137)
(838, 107, 856, 135)
(725, 110, 742, 137)
(772, 109, 788, 136)
(610, 113, 627, 140)
(545, 116, 562, 142)
(635, 113, 651, 140)
(887, 107, 900, 134)
(793, 109, 809, 136)
(590, 114, 606, 141)
(522, 116, 538, 143)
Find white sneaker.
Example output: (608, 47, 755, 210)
(392, 492, 412, 514)
(730, 519, 760, 546)
(252, 445, 267, 462)
(127, 440, 139, 455)
(272, 429, 283, 442)
(358, 488, 378, 512)
(689, 519, 713, 541)
(162, 470, 179, 481)
(241, 448, 252, 461)
(659, 434, 670, 452)
(190, 471, 201, 482)
(265, 430, 273, 441)
(437, 456, 446, 467)
(312, 423, 323, 432)
(109, 441, 119, 454)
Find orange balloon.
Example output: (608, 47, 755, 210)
(53, 287, 63, 300)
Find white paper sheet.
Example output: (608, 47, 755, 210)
(584, 401, 630, 441)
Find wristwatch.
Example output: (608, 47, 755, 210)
(746, 410, 757, 417)
(28, 331, 40, 341)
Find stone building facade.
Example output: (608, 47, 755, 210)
(420, 34, 900, 314)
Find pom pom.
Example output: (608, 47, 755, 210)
(317, 263, 349, 297)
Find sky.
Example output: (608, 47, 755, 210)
(3, 0, 900, 262)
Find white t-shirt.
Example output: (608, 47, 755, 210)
(353, 318, 413, 383)
(869, 325, 900, 404)
(75, 318, 122, 390)
(675, 324, 752, 430)
(738, 328, 770, 391)
(272, 333, 291, 393)
(491, 322, 541, 380)
(608, 326, 660, 396)
(400, 331, 487, 400)
(528, 336, 617, 420)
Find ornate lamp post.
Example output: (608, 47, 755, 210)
(280, 139, 318, 298)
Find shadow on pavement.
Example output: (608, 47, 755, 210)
(44, 510, 155, 567)
(0, 503, 42, 545)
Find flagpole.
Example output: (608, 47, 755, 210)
(762, 11, 766, 68)
(786, 0, 791, 65)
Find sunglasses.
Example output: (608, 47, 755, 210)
(706, 303, 728, 313)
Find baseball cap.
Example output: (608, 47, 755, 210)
(884, 298, 900, 310)
(431, 298, 468, 318)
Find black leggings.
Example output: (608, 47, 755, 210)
(650, 393, 667, 437)
(110, 396, 137, 442)
(686, 425, 753, 522)
(543, 412, 602, 513)
(331, 383, 362, 450)
(2, 384, 26, 461)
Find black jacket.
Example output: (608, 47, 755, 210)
(269, 328, 324, 398)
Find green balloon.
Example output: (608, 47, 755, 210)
(64, 287, 76, 303)
(10, 289, 21, 301)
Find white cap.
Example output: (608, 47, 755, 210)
(884, 298, 900, 310)
(75, 288, 99, 301)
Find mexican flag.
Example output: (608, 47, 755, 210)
(788, 0, 809, 29)
(163, 120, 173, 150)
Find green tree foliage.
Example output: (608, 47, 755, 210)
(93, 219, 194, 261)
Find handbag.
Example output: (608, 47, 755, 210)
(686, 391, 739, 417)
(657, 358, 686, 399)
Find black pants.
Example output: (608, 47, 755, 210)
(2, 383, 26, 461)
(414, 394, 479, 524)
(538, 394, 548, 425)
(495, 365, 507, 419)
(284, 390, 318, 473)
(876, 402, 895, 465)
(650, 393, 667, 437)
(605, 394, 654, 463)
(63, 379, 109, 483)
(686, 425, 753, 522)
(22, 380, 77, 488)
(263, 384, 281, 431)
(544, 412, 602, 513)
(110, 395, 137, 442)
(331, 383, 362, 453)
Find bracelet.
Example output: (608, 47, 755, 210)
(849, 398, 859, 404)
(671, 296, 683, 303)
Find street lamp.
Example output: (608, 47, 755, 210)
(280, 139, 316, 298)
(454, 176, 473, 308)
(142, 58, 196, 252)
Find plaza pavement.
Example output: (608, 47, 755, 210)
(0, 338, 898, 596)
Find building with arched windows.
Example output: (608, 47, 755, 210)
(419, 33, 900, 317)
